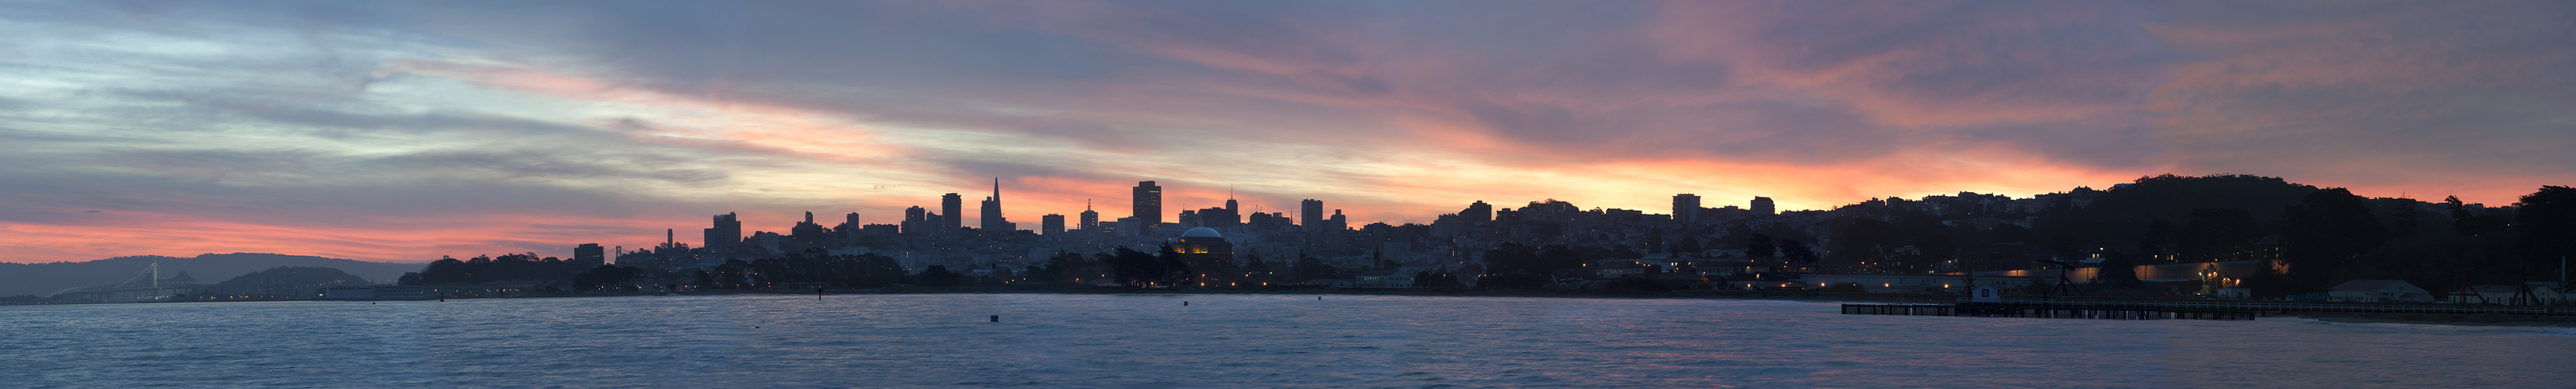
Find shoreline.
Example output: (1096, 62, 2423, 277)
(22, 287, 2574, 328)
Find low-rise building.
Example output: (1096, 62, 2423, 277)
(2327, 280, 2434, 303)
(1801, 274, 2036, 294)
(1355, 270, 1414, 288)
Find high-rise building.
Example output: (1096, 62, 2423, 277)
(1132, 181, 1162, 232)
(1752, 196, 1775, 216)
(573, 244, 605, 268)
(980, 178, 1010, 232)
(1673, 194, 1702, 223)
(1225, 197, 1239, 223)
(703, 212, 741, 251)
(1327, 209, 1348, 232)
(1079, 200, 1100, 232)
(791, 212, 828, 243)
(1299, 199, 1324, 231)
(902, 206, 929, 234)
(1463, 201, 1493, 223)
(941, 193, 963, 231)
(1041, 214, 1066, 235)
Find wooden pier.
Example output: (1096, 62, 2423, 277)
(1846, 301, 2256, 321)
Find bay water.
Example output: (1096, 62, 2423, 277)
(3, 293, 2570, 387)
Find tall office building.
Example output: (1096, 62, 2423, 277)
(839, 212, 862, 240)
(1225, 198, 1239, 223)
(1041, 214, 1066, 235)
(1299, 199, 1323, 231)
(573, 244, 605, 268)
(1079, 200, 1100, 232)
(1132, 181, 1162, 232)
(941, 193, 963, 231)
(703, 212, 741, 251)
(1673, 194, 1702, 223)
(980, 178, 1011, 232)
(1751, 196, 1775, 216)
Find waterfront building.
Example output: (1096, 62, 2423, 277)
(1172, 227, 1236, 279)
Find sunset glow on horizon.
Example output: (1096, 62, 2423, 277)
(3, 1, 2571, 264)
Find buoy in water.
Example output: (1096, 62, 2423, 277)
(1183, 301, 1189, 306)
(990, 315, 1000, 322)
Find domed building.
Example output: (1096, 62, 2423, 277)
(1172, 227, 1236, 284)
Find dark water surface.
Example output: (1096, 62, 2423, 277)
(2, 294, 2569, 387)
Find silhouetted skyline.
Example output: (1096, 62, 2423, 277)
(3, 2, 2573, 264)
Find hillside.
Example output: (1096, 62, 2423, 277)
(201, 267, 373, 297)
(0, 253, 419, 296)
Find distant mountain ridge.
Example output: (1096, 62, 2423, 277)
(0, 253, 419, 296)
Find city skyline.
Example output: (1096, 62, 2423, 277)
(5, 1, 2574, 264)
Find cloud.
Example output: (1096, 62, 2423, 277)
(2143, 0, 2576, 202)
(1, 0, 2570, 263)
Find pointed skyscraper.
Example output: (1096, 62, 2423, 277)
(981, 177, 1011, 232)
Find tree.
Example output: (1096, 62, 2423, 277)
(1293, 252, 1335, 282)
(1109, 247, 1189, 287)
(2280, 188, 2386, 291)
(2096, 255, 2143, 289)
(574, 265, 643, 292)
(1779, 240, 1817, 263)
(1537, 244, 1585, 272)
(1157, 244, 1196, 286)
(2176, 208, 2264, 262)
(1670, 238, 1704, 257)
(918, 265, 961, 288)
(2450, 195, 2509, 237)
(1478, 242, 1548, 289)
(1746, 234, 1776, 260)
(2516, 186, 2576, 275)
(2389, 198, 2420, 238)
(420, 257, 471, 284)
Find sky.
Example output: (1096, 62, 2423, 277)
(2, 0, 2571, 264)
